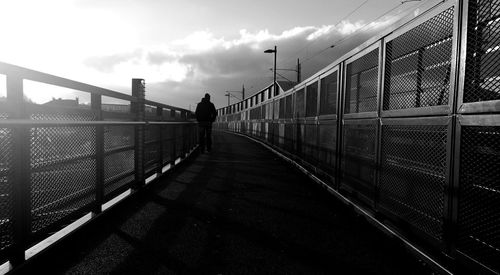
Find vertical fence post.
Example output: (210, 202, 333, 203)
(181, 111, 186, 157)
(91, 94, 104, 214)
(170, 109, 177, 165)
(156, 106, 163, 175)
(7, 76, 30, 265)
(132, 79, 145, 188)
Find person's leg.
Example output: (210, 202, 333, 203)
(199, 126, 206, 152)
(206, 125, 212, 152)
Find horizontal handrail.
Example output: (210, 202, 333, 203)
(0, 61, 137, 102)
(0, 120, 197, 126)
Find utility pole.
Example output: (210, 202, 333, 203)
(273, 46, 277, 95)
(297, 58, 301, 83)
(225, 88, 244, 107)
(264, 46, 277, 95)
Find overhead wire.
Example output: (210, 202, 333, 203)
(280, 0, 371, 68)
(299, 2, 405, 65)
(246, 1, 413, 97)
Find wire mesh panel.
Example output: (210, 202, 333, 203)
(456, 125, 500, 273)
(162, 125, 174, 164)
(273, 101, 279, 120)
(144, 125, 161, 174)
(341, 120, 377, 202)
(278, 123, 285, 147)
(463, 0, 500, 105)
(384, 7, 454, 111)
(345, 48, 379, 114)
(284, 123, 294, 152)
(296, 89, 305, 118)
(272, 123, 279, 145)
(30, 112, 96, 122)
(267, 122, 274, 143)
(320, 71, 338, 116)
(175, 125, 184, 158)
(303, 124, 318, 164)
(30, 126, 96, 234)
(279, 98, 285, 119)
(260, 122, 266, 140)
(0, 126, 13, 255)
(306, 82, 318, 117)
(104, 126, 135, 196)
(318, 121, 337, 174)
(379, 121, 448, 241)
(285, 95, 293, 119)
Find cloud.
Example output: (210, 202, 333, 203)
(84, 50, 143, 73)
(80, 15, 396, 109)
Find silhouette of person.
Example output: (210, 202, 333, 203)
(195, 93, 217, 153)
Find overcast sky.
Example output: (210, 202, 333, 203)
(0, 0, 422, 110)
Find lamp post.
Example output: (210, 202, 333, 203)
(264, 46, 277, 96)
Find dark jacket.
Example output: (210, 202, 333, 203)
(195, 98, 217, 123)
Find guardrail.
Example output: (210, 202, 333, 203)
(214, 0, 500, 274)
(0, 62, 198, 271)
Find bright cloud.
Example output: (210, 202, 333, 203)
(0, 0, 400, 110)
(173, 30, 226, 52)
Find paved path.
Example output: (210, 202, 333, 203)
(19, 131, 433, 274)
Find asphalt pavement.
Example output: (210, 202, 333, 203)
(16, 131, 434, 274)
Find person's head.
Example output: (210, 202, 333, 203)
(204, 93, 211, 100)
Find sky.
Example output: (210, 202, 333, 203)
(0, 0, 423, 110)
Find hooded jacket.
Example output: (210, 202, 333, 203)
(195, 97, 217, 123)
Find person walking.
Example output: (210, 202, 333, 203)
(195, 93, 217, 153)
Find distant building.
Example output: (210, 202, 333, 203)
(101, 103, 130, 113)
(44, 97, 79, 107)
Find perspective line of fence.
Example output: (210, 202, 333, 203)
(215, 0, 500, 274)
(0, 62, 198, 271)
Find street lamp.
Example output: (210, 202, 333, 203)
(264, 46, 277, 96)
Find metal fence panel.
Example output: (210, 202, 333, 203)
(30, 125, 96, 234)
(162, 125, 174, 165)
(303, 123, 318, 164)
(320, 71, 338, 116)
(384, 7, 454, 111)
(144, 125, 161, 174)
(345, 48, 379, 114)
(284, 123, 294, 152)
(379, 119, 449, 242)
(456, 123, 500, 272)
(306, 82, 318, 117)
(296, 89, 305, 118)
(104, 126, 135, 196)
(341, 120, 377, 203)
(318, 121, 337, 174)
(0, 123, 13, 255)
(463, 0, 500, 107)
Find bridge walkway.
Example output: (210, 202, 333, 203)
(17, 131, 432, 274)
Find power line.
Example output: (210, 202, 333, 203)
(246, 1, 414, 95)
(300, 3, 405, 65)
(281, 0, 371, 67)
(331, 3, 405, 48)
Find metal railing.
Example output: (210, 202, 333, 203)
(0, 62, 198, 269)
(215, 0, 500, 273)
